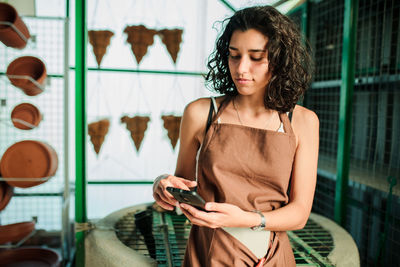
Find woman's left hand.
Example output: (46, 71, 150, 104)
(179, 202, 256, 228)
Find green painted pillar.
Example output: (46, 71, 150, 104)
(75, 0, 87, 266)
(334, 0, 358, 225)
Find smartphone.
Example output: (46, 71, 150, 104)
(166, 187, 206, 211)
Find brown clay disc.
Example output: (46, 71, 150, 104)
(11, 103, 42, 130)
(0, 221, 35, 244)
(0, 247, 61, 267)
(0, 140, 58, 188)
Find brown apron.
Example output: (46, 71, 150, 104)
(183, 97, 297, 267)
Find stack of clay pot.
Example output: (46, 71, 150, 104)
(121, 116, 150, 152)
(124, 25, 158, 64)
(158, 28, 183, 64)
(88, 30, 114, 67)
(0, 2, 30, 49)
(161, 115, 182, 149)
(88, 119, 110, 155)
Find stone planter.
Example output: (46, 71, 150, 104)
(161, 115, 181, 149)
(88, 119, 110, 154)
(158, 28, 183, 64)
(88, 30, 114, 67)
(121, 115, 150, 152)
(0, 2, 30, 49)
(11, 102, 42, 130)
(124, 25, 157, 64)
(0, 140, 58, 188)
(6, 56, 47, 96)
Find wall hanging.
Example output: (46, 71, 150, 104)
(124, 25, 157, 65)
(120, 115, 150, 152)
(161, 115, 181, 150)
(0, 2, 30, 49)
(88, 118, 110, 155)
(88, 30, 114, 68)
(158, 28, 183, 64)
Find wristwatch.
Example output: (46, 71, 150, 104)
(250, 210, 266, 231)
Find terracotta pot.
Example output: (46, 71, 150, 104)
(124, 25, 157, 64)
(0, 182, 13, 212)
(161, 115, 182, 149)
(0, 247, 61, 267)
(88, 119, 110, 154)
(0, 221, 35, 244)
(158, 28, 183, 64)
(121, 115, 150, 152)
(10, 103, 42, 130)
(0, 140, 58, 188)
(0, 2, 30, 49)
(6, 56, 47, 96)
(0, 181, 13, 211)
(88, 30, 114, 67)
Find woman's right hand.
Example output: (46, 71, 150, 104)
(153, 174, 197, 211)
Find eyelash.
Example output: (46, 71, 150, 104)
(229, 55, 263, 61)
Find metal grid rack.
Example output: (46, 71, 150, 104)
(0, 16, 71, 264)
(295, 0, 400, 266)
(114, 210, 335, 267)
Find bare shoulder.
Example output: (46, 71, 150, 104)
(292, 105, 319, 126)
(291, 105, 319, 145)
(182, 97, 213, 142)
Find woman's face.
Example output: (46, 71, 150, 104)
(228, 29, 270, 97)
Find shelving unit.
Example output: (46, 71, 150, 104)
(0, 15, 71, 265)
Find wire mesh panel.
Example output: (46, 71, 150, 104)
(304, 0, 400, 266)
(0, 15, 70, 262)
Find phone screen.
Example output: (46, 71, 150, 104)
(166, 187, 206, 210)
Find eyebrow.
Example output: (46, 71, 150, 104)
(228, 46, 266, 53)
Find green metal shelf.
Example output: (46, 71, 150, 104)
(69, 66, 205, 76)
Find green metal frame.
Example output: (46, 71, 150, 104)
(334, 0, 358, 225)
(75, 0, 87, 266)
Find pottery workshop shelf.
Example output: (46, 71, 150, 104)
(0, 11, 72, 264)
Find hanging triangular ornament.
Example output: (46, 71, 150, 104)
(88, 30, 114, 67)
(123, 25, 157, 64)
(88, 119, 110, 154)
(121, 115, 150, 151)
(158, 28, 183, 64)
(161, 115, 181, 149)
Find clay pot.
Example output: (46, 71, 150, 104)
(6, 56, 47, 96)
(0, 2, 30, 49)
(161, 115, 182, 149)
(121, 115, 150, 152)
(0, 181, 13, 211)
(88, 119, 110, 154)
(0, 140, 58, 188)
(0, 247, 61, 267)
(0, 221, 35, 244)
(158, 28, 183, 64)
(88, 30, 114, 67)
(11, 103, 42, 130)
(124, 25, 157, 64)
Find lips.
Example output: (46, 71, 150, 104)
(235, 78, 251, 84)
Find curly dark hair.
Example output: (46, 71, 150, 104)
(205, 5, 314, 113)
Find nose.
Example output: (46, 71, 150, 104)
(237, 56, 250, 74)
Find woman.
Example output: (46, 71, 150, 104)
(153, 5, 319, 266)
